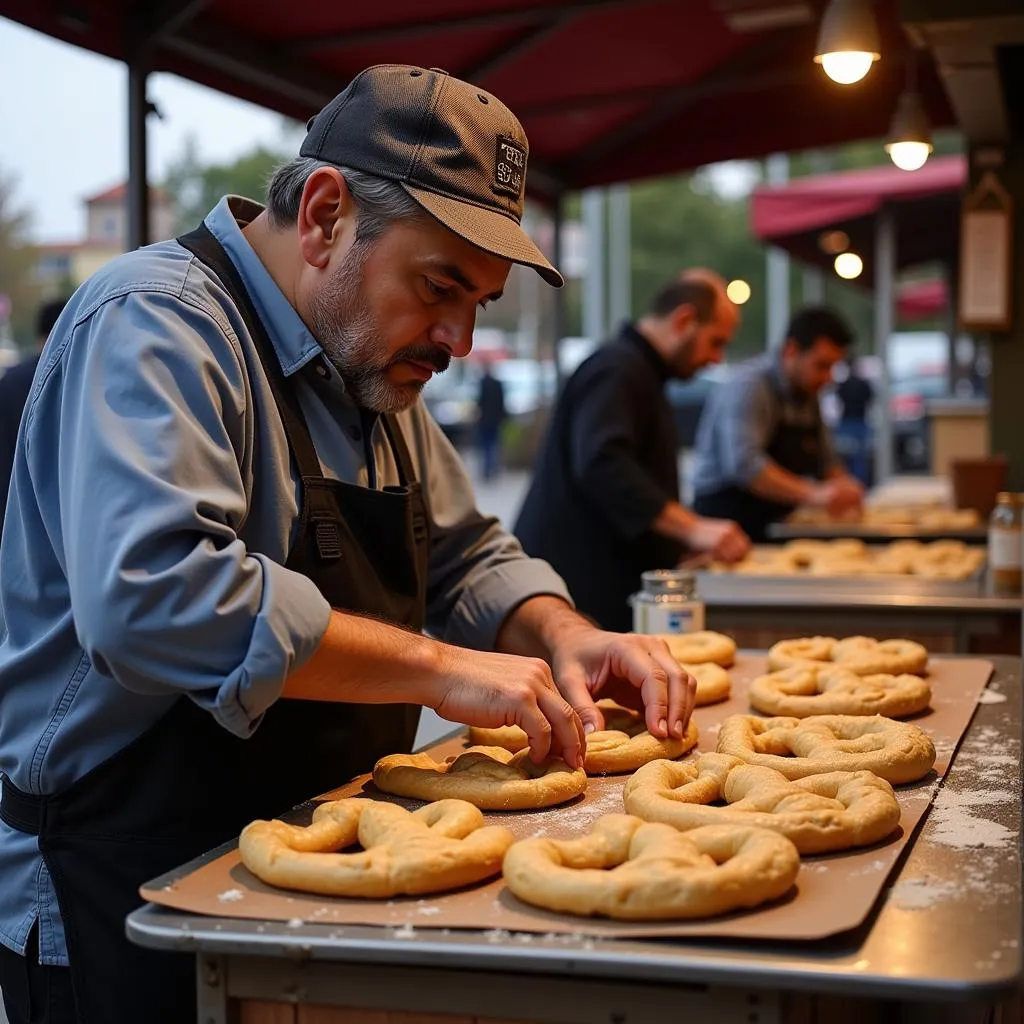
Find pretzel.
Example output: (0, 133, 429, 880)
(623, 754, 902, 854)
(468, 701, 698, 774)
(681, 661, 731, 706)
(239, 798, 513, 897)
(831, 636, 929, 676)
(782, 539, 831, 567)
(767, 635, 928, 676)
(659, 630, 737, 667)
(372, 746, 587, 809)
(717, 714, 936, 784)
(748, 663, 931, 718)
(767, 636, 835, 671)
(502, 813, 799, 920)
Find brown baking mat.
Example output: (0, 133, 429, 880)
(141, 655, 992, 940)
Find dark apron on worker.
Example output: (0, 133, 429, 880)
(694, 383, 824, 543)
(0, 223, 428, 1024)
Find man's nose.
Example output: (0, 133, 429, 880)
(429, 312, 475, 359)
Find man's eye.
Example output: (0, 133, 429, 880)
(425, 279, 450, 299)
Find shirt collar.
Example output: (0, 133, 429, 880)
(618, 321, 672, 383)
(203, 196, 324, 378)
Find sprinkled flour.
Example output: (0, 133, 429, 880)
(978, 689, 1008, 705)
(216, 888, 244, 903)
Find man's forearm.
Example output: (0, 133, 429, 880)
(282, 609, 444, 706)
(495, 594, 593, 662)
(748, 462, 815, 506)
(651, 499, 699, 545)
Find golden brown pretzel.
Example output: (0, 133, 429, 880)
(239, 798, 513, 897)
(502, 813, 799, 920)
(372, 746, 587, 809)
(622, 753, 901, 854)
(748, 663, 931, 718)
(468, 701, 697, 774)
(716, 714, 935, 784)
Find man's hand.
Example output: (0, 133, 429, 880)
(428, 647, 587, 769)
(811, 476, 864, 517)
(683, 516, 751, 563)
(546, 629, 697, 741)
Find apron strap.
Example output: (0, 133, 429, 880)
(177, 224, 326, 484)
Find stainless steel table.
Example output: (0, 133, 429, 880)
(698, 573, 1023, 655)
(128, 657, 1023, 1024)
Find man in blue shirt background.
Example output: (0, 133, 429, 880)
(0, 296, 69, 528)
(0, 65, 695, 1024)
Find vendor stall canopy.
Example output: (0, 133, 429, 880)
(750, 154, 965, 285)
(1, 0, 954, 198)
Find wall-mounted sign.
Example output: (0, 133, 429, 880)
(959, 170, 1013, 332)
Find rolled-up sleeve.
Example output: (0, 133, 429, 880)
(710, 375, 775, 487)
(566, 362, 673, 540)
(410, 412, 571, 651)
(26, 290, 330, 737)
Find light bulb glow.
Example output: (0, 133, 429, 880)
(818, 50, 877, 84)
(834, 252, 863, 280)
(886, 140, 932, 171)
(726, 279, 751, 305)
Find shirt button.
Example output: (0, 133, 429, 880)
(347, 424, 362, 441)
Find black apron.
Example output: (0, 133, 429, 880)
(694, 382, 824, 544)
(0, 224, 428, 1024)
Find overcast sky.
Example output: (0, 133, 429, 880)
(0, 17, 296, 243)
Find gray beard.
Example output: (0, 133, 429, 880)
(307, 243, 422, 415)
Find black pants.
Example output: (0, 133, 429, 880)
(0, 926, 75, 1024)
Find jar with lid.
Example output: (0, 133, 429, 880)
(988, 492, 1022, 595)
(628, 569, 705, 635)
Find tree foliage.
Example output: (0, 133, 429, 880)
(163, 133, 292, 233)
(0, 170, 43, 350)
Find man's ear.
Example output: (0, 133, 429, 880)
(296, 167, 358, 270)
(670, 303, 697, 337)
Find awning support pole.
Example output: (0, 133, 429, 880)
(127, 32, 151, 250)
(874, 207, 896, 483)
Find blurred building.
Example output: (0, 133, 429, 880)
(34, 183, 175, 295)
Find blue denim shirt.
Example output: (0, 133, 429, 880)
(692, 352, 839, 496)
(0, 197, 569, 964)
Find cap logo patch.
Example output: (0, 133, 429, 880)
(494, 136, 526, 200)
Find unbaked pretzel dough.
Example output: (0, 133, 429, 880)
(748, 663, 931, 718)
(239, 798, 513, 897)
(372, 746, 587, 809)
(659, 630, 737, 667)
(622, 753, 901, 854)
(681, 661, 731, 706)
(502, 813, 799, 920)
(767, 635, 929, 676)
(716, 714, 936, 784)
(468, 701, 698, 774)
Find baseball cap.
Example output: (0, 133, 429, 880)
(300, 64, 563, 287)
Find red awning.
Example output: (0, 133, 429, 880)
(897, 278, 948, 322)
(749, 154, 966, 285)
(0, 0, 955, 199)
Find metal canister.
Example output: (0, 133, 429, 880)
(628, 568, 705, 635)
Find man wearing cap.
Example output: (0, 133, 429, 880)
(515, 270, 750, 632)
(0, 65, 694, 1024)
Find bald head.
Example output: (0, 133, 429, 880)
(639, 268, 740, 380)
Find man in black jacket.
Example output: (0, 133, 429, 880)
(514, 271, 749, 632)
(0, 296, 69, 527)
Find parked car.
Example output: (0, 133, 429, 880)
(422, 359, 557, 450)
